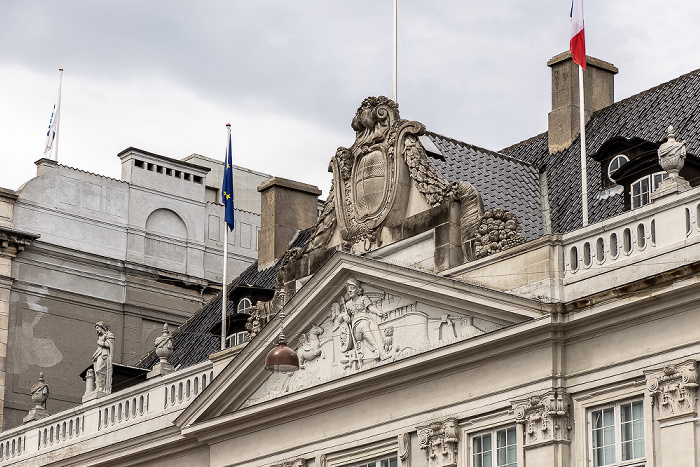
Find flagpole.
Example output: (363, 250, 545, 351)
(392, 0, 397, 102)
(578, 64, 588, 227)
(221, 123, 232, 351)
(54, 68, 63, 162)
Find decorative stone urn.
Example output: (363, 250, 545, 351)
(658, 125, 687, 178)
(652, 125, 691, 200)
(148, 323, 175, 378)
(23, 372, 50, 423)
(155, 323, 174, 364)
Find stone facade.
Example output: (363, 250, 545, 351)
(0, 149, 266, 429)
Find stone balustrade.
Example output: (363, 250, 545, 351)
(563, 187, 700, 284)
(0, 361, 213, 465)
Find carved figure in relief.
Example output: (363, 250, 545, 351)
(92, 321, 115, 394)
(297, 324, 324, 368)
(344, 278, 388, 361)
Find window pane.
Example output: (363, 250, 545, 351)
(483, 451, 492, 467)
(507, 427, 516, 445)
(632, 400, 644, 420)
(483, 434, 492, 451)
(474, 436, 483, 453)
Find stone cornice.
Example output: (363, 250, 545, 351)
(0, 226, 39, 258)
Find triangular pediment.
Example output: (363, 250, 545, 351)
(176, 252, 549, 432)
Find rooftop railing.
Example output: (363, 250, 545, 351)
(563, 188, 700, 282)
(0, 361, 213, 466)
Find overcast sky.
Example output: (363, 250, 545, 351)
(2, 1, 700, 197)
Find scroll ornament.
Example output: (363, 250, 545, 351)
(416, 418, 459, 467)
(646, 360, 698, 420)
(512, 390, 571, 446)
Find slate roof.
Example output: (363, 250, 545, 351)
(137, 228, 314, 370)
(425, 132, 543, 240)
(502, 68, 700, 233)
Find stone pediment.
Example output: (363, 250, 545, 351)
(176, 253, 547, 427)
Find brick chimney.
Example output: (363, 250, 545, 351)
(257, 177, 321, 268)
(547, 51, 618, 153)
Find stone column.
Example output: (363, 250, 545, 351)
(511, 390, 571, 466)
(645, 360, 699, 465)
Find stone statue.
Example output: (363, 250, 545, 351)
(92, 321, 115, 394)
(344, 278, 387, 361)
(23, 372, 50, 423)
(154, 323, 174, 364)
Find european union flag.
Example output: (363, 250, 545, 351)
(222, 126, 235, 231)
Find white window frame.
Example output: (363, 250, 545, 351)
(322, 437, 398, 467)
(608, 155, 629, 182)
(237, 297, 252, 313)
(350, 455, 398, 467)
(573, 384, 652, 467)
(225, 330, 247, 348)
(470, 425, 518, 467)
(631, 171, 668, 209)
(588, 399, 645, 466)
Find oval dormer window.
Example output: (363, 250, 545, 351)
(608, 154, 629, 182)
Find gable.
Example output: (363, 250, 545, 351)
(176, 252, 550, 428)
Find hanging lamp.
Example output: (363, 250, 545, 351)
(265, 290, 299, 372)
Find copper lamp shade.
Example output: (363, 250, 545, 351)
(265, 341, 299, 372)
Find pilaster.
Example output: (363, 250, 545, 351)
(645, 360, 699, 466)
(512, 390, 571, 466)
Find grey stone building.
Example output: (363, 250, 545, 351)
(0, 147, 269, 429)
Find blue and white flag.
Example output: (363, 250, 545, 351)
(222, 125, 235, 231)
(44, 69, 63, 157)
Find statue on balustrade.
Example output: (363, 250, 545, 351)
(93, 321, 115, 394)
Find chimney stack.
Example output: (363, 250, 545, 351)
(547, 52, 618, 153)
(257, 177, 321, 268)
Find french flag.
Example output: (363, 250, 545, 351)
(570, 0, 586, 69)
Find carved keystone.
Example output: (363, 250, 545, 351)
(512, 390, 571, 447)
(416, 418, 459, 467)
(645, 360, 698, 421)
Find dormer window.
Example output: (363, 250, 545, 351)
(607, 155, 629, 183)
(237, 298, 252, 314)
(631, 172, 668, 209)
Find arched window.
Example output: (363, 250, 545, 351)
(608, 154, 629, 182)
(237, 298, 252, 314)
(631, 172, 668, 209)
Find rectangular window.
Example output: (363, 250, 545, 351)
(354, 456, 397, 467)
(590, 400, 645, 466)
(472, 426, 517, 467)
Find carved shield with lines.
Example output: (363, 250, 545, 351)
(353, 149, 387, 221)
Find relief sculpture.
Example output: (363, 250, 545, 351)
(242, 277, 505, 408)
